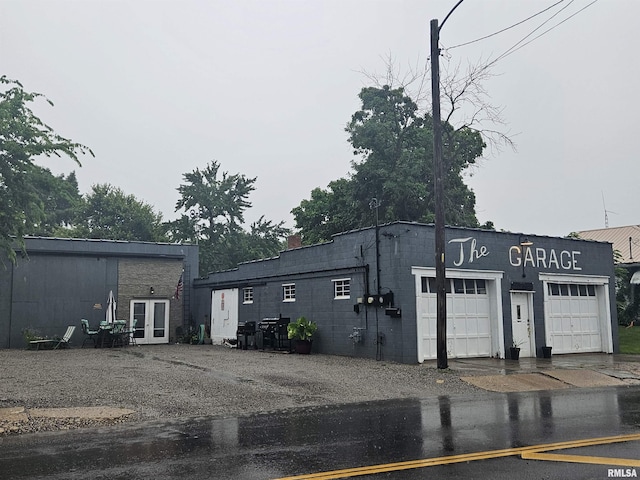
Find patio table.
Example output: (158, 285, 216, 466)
(97, 320, 129, 348)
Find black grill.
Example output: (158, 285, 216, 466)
(236, 321, 257, 349)
(258, 317, 290, 351)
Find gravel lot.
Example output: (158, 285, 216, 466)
(0, 344, 480, 435)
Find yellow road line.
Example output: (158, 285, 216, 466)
(273, 433, 640, 480)
(522, 452, 640, 467)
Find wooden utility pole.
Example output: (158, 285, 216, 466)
(430, 18, 447, 369)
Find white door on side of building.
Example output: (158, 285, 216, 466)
(210, 289, 239, 345)
(130, 299, 170, 345)
(510, 292, 535, 357)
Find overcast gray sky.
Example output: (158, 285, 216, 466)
(1, 0, 637, 238)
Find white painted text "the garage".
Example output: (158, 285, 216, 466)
(509, 246, 582, 271)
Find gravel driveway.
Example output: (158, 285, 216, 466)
(0, 344, 479, 435)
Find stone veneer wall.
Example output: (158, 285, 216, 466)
(118, 258, 184, 343)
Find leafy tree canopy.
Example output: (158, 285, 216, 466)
(168, 160, 290, 273)
(292, 85, 489, 244)
(24, 166, 82, 237)
(64, 183, 168, 242)
(0, 76, 93, 262)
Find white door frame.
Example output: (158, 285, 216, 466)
(210, 288, 239, 345)
(539, 273, 613, 353)
(412, 267, 505, 362)
(130, 299, 170, 344)
(510, 291, 535, 357)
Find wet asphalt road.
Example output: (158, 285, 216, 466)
(1, 386, 639, 480)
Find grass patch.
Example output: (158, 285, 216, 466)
(618, 326, 640, 354)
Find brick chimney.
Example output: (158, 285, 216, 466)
(287, 234, 302, 250)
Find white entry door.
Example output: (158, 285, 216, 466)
(210, 289, 239, 344)
(510, 292, 535, 357)
(130, 299, 170, 345)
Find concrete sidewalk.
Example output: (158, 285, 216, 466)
(445, 353, 640, 392)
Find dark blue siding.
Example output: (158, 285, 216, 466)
(195, 222, 617, 364)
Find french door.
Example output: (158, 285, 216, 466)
(130, 299, 170, 344)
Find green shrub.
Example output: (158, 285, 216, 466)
(287, 316, 317, 341)
(22, 327, 44, 345)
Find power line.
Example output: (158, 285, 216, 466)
(484, 0, 577, 68)
(490, 0, 598, 65)
(446, 0, 565, 51)
(442, 0, 599, 72)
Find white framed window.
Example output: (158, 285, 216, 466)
(547, 282, 596, 297)
(283, 283, 296, 302)
(332, 278, 351, 299)
(420, 277, 486, 295)
(243, 287, 254, 304)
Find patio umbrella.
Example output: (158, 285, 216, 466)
(106, 290, 116, 324)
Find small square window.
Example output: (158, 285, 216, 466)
(333, 278, 350, 299)
(283, 283, 296, 302)
(243, 287, 254, 304)
(464, 279, 476, 294)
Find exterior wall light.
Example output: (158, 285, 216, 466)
(150, 286, 155, 295)
(519, 237, 533, 278)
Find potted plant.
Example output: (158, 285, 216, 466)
(287, 316, 317, 354)
(509, 339, 524, 360)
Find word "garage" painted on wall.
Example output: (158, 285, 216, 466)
(509, 246, 582, 271)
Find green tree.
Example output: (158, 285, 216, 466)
(613, 249, 639, 326)
(25, 166, 83, 237)
(0, 76, 92, 262)
(227, 216, 291, 266)
(291, 178, 359, 245)
(292, 86, 486, 244)
(66, 184, 168, 242)
(571, 235, 637, 326)
(169, 160, 290, 273)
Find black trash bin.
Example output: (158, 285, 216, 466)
(542, 346, 552, 358)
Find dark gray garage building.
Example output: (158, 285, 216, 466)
(195, 222, 618, 364)
(0, 237, 199, 349)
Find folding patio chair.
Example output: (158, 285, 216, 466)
(29, 326, 76, 350)
(122, 318, 138, 346)
(80, 319, 100, 348)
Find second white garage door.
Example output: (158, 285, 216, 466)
(541, 273, 613, 354)
(544, 281, 603, 353)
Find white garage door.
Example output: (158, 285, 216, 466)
(546, 282, 603, 353)
(417, 277, 491, 359)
